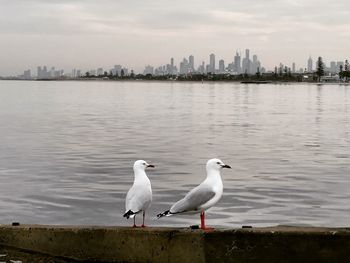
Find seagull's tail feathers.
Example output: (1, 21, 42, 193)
(123, 210, 136, 219)
(157, 210, 171, 219)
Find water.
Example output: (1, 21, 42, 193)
(0, 80, 349, 228)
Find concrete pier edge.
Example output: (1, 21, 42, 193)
(0, 225, 349, 262)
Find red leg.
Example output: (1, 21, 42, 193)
(200, 211, 205, 229)
(133, 216, 137, 228)
(141, 211, 146, 228)
(200, 211, 214, 231)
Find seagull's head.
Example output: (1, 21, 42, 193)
(206, 158, 231, 172)
(133, 160, 155, 171)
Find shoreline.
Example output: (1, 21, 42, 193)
(1, 78, 350, 85)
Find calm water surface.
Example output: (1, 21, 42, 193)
(0, 80, 349, 228)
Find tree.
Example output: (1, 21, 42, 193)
(344, 60, 350, 81)
(339, 64, 343, 80)
(316, 56, 324, 82)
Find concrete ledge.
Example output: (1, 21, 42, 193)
(0, 225, 349, 262)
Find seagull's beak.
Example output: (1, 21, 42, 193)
(147, 164, 155, 168)
(221, 164, 231, 169)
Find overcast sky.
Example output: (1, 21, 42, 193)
(0, 0, 349, 75)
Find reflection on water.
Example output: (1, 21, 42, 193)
(0, 80, 350, 228)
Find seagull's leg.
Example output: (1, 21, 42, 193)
(200, 211, 214, 231)
(133, 216, 137, 228)
(141, 211, 146, 228)
(200, 211, 205, 229)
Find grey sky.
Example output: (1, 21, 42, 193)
(1, 0, 349, 75)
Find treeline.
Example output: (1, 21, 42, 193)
(80, 72, 304, 82)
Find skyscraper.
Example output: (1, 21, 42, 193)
(252, 54, 259, 74)
(292, 63, 296, 73)
(143, 65, 154, 75)
(330, 61, 336, 73)
(209, 53, 215, 73)
(234, 52, 241, 73)
(245, 49, 250, 59)
(307, 56, 313, 72)
(170, 58, 174, 74)
(189, 55, 194, 72)
(219, 59, 225, 73)
(242, 49, 251, 74)
(179, 58, 189, 75)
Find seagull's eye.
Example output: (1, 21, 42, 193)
(143, 162, 146, 165)
(216, 162, 221, 165)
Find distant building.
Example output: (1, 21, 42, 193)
(242, 49, 251, 74)
(209, 53, 215, 73)
(180, 58, 189, 75)
(292, 63, 296, 73)
(251, 54, 260, 74)
(170, 58, 174, 75)
(330, 61, 337, 73)
(143, 65, 154, 75)
(233, 52, 241, 73)
(307, 56, 313, 72)
(189, 55, 194, 72)
(218, 59, 225, 73)
(23, 70, 31, 79)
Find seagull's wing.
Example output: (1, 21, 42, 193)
(126, 184, 152, 212)
(170, 184, 215, 214)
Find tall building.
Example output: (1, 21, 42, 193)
(189, 55, 194, 72)
(233, 52, 241, 73)
(170, 58, 174, 74)
(219, 59, 225, 73)
(112, 65, 122, 76)
(209, 53, 215, 73)
(143, 65, 154, 75)
(252, 55, 260, 74)
(307, 56, 313, 72)
(180, 58, 189, 75)
(23, 70, 31, 79)
(292, 63, 296, 73)
(330, 61, 337, 73)
(242, 49, 251, 74)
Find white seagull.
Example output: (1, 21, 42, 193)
(157, 158, 231, 230)
(123, 160, 154, 227)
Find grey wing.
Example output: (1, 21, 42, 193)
(126, 185, 152, 212)
(170, 184, 215, 214)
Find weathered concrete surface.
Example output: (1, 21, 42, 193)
(0, 225, 349, 263)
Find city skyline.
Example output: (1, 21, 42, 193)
(1, 0, 349, 76)
(12, 51, 347, 79)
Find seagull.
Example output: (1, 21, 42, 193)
(157, 158, 231, 230)
(123, 160, 154, 227)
